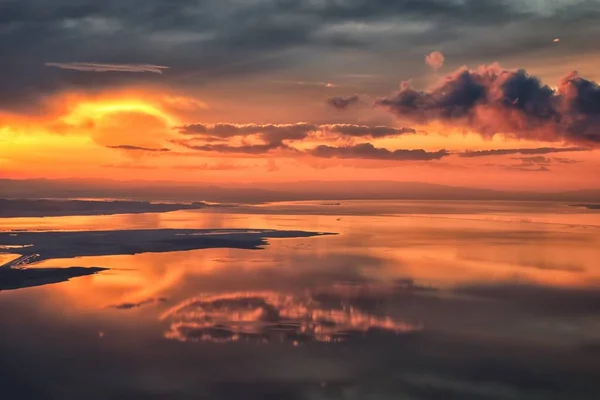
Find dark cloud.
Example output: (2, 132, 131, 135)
(178, 124, 209, 135)
(176, 135, 448, 160)
(178, 123, 417, 141)
(174, 141, 292, 155)
(106, 145, 171, 152)
(459, 147, 588, 158)
(323, 124, 416, 138)
(377, 65, 600, 145)
(309, 143, 449, 161)
(174, 123, 320, 154)
(178, 123, 317, 142)
(3, 1, 598, 111)
(327, 95, 360, 110)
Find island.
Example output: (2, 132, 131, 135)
(0, 228, 334, 291)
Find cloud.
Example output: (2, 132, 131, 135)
(459, 147, 587, 158)
(309, 143, 449, 161)
(481, 152, 580, 172)
(377, 64, 600, 146)
(178, 123, 317, 143)
(554, 157, 581, 164)
(45, 62, 169, 74)
(322, 124, 417, 138)
(178, 123, 416, 140)
(175, 122, 437, 160)
(425, 51, 445, 71)
(174, 141, 292, 155)
(175, 133, 446, 160)
(273, 80, 336, 88)
(494, 152, 586, 172)
(327, 95, 360, 110)
(106, 145, 171, 152)
(505, 165, 551, 172)
(514, 156, 552, 164)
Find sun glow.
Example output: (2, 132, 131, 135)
(0, 90, 194, 178)
(60, 98, 178, 127)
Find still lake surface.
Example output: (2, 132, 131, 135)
(1, 200, 600, 399)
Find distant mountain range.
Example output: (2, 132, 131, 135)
(0, 198, 210, 218)
(0, 178, 598, 203)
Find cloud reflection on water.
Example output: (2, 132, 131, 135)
(161, 288, 421, 344)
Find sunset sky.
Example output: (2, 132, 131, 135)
(1, 0, 599, 191)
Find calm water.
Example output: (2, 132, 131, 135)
(1, 201, 600, 399)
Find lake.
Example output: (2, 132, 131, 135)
(1, 200, 600, 399)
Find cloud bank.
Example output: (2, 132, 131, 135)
(175, 123, 439, 160)
(309, 144, 449, 161)
(459, 147, 588, 158)
(178, 123, 416, 140)
(377, 64, 600, 146)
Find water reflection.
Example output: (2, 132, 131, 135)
(108, 297, 168, 310)
(162, 288, 420, 344)
(1, 201, 600, 399)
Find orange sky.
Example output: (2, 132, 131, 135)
(0, 81, 598, 192)
(1, 0, 600, 192)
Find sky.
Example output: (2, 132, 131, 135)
(1, 0, 600, 191)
